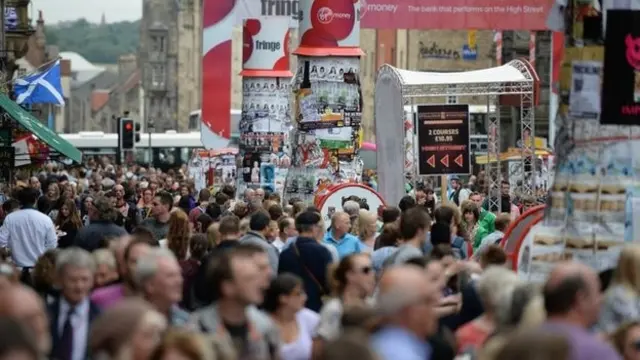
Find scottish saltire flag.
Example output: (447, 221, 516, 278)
(13, 59, 65, 105)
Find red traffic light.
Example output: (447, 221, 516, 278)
(125, 122, 133, 131)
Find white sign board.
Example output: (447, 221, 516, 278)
(317, 184, 384, 223)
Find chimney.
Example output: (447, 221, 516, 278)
(59, 59, 71, 77)
(117, 54, 137, 81)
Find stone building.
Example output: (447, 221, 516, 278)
(65, 53, 142, 133)
(139, 0, 202, 132)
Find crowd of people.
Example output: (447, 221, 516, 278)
(0, 161, 634, 360)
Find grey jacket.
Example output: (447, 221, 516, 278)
(189, 304, 280, 359)
(240, 231, 279, 274)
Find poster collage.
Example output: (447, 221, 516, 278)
(516, 43, 639, 282)
(286, 57, 364, 202)
(187, 149, 239, 194)
(237, 77, 293, 197)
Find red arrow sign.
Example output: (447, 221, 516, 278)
(441, 154, 449, 167)
(427, 155, 435, 168)
(454, 154, 464, 167)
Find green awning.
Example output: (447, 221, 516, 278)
(0, 94, 82, 163)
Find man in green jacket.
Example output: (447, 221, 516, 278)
(469, 192, 496, 233)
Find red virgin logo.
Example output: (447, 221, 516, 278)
(625, 34, 640, 70)
(317, 7, 333, 24)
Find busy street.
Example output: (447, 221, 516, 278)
(0, 0, 632, 359)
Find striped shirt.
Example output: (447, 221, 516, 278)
(0, 208, 57, 267)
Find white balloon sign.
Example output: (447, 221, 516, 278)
(317, 184, 385, 223)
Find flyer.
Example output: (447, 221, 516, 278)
(568, 61, 602, 120)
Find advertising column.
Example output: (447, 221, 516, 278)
(286, 0, 364, 203)
(238, 17, 293, 198)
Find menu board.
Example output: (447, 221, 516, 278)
(416, 104, 470, 176)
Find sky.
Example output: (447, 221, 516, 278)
(30, 0, 142, 24)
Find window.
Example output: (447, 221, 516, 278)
(446, 84, 457, 104)
(151, 35, 165, 52)
(151, 65, 165, 87)
(188, 112, 200, 130)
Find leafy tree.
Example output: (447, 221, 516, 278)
(45, 18, 140, 64)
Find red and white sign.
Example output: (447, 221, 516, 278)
(359, 0, 554, 30)
(234, 0, 552, 30)
(295, 0, 362, 56)
(201, 0, 235, 149)
(241, 17, 293, 77)
(315, 183, 385, 223)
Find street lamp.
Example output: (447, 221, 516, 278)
(147, 119, 154, 167)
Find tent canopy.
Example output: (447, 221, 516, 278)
(391, 59, 534, 86)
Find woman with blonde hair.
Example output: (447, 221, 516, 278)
(90, 299, 168, 360)
(356, 210, 378, 251)
(165, 209, 191, 260)
(598, 244, 640, 334)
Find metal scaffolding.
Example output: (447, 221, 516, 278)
(375, 59, 538, 208)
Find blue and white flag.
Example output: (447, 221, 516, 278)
(13, 59, 65, 106)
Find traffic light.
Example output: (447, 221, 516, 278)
(135, 122, 141, 143)
(119, 118, 135, 150)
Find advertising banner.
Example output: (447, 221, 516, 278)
(416, 104, 470, 176)
(601, 10, 640, 125)
(234, 0, 554, 30)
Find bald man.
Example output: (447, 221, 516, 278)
(244, 188, 255, 203)
(0, 285, 51, 356)
(324, 211, 362, 259)
(541, 262, 620, 360)
(371, 266, 439, 360)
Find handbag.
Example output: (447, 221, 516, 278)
(292, 243, 330, 303)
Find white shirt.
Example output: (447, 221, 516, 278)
(58, 298, 90, 360)
(0, 208, 57, 267)
(272, 238, 285, 253)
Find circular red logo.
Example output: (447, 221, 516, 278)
(317, 7, 334, 24)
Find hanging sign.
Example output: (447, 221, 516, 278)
(601, 10, 640, 125)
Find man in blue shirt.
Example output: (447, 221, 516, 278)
(323, 211, 362, 259)
(371, 265, 439, 360)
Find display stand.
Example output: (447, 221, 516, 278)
(284, 0, 364, 204)
(238, 17, 293, 199)
(508, 1, 639, 282)
(374, 60, 539, 209)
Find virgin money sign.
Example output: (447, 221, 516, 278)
(235, 0, 554, 30)
(298, 0, 360, 49)
(359, 0, 554, 30)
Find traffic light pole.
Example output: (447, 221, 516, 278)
(116, 116, 122, 166)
